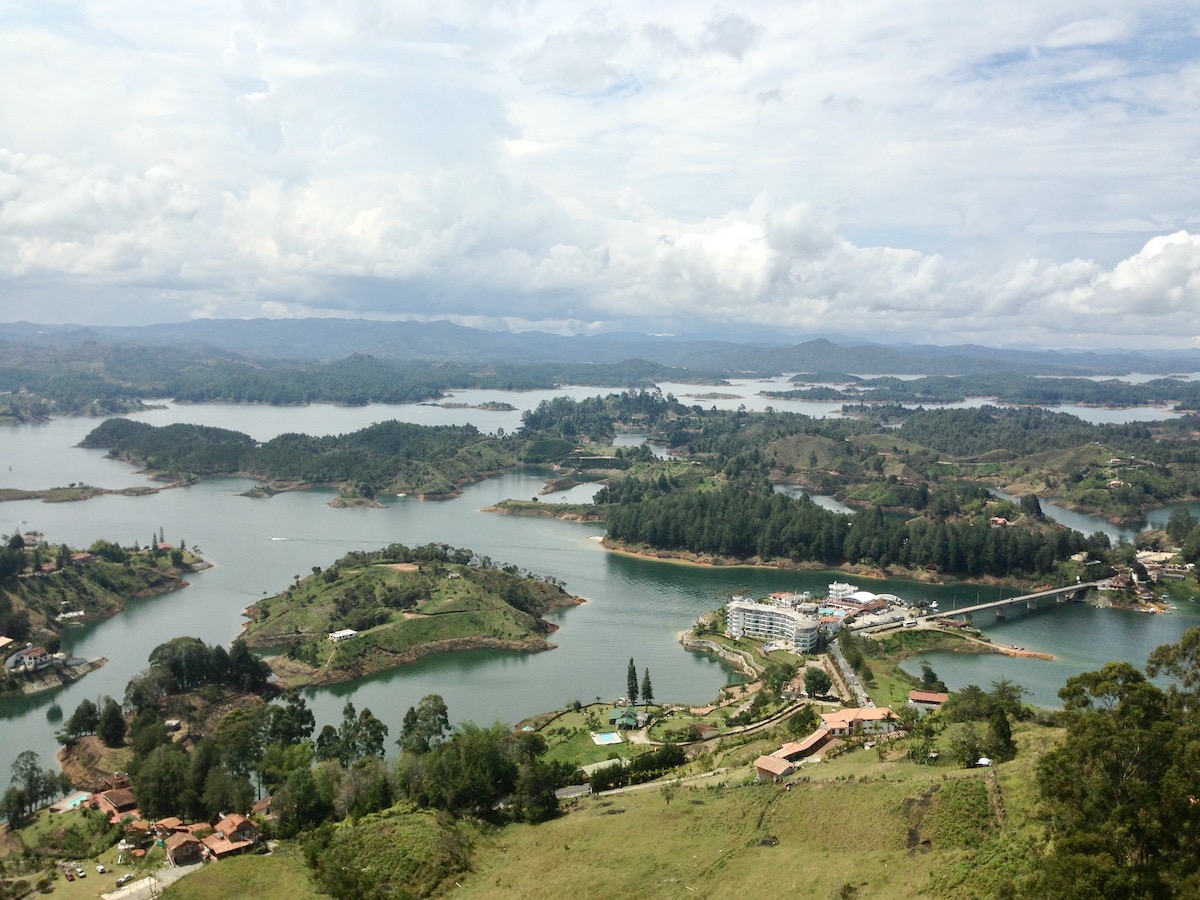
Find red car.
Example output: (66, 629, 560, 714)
(64, 870, 75, 882)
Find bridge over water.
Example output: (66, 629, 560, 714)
(919, 580, 1109, 621)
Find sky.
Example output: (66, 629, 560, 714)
(1, 2, 1199, 349)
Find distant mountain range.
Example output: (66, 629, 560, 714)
(2, 318, 1197, 377)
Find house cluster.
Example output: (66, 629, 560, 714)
(157, 813, 261, 866)
(79, 772, 263, 866)
(754, 689, 953, 780)
(753, 705, 902, 780)
(1135, 550, 1195, 584)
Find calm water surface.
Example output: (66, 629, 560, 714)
(2, 388, 1197, 775)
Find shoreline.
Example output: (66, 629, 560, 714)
(264, 634, 560, 689)
(18, 657, 108, 696)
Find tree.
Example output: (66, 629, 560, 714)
(63, 698, 100, 742)
(214, 706, 267, 782)
(267, 690, 316, 746)
(1166, 507, 1197, 542)
(804, 667, 833, 698)
(988, 678, 1028, 719)
(315, 725, 341, 763)
(8, 751, 59, 823)
(352, 708, 389, 761)
(98, 697, 126, 747)
(627, 657, 639, 706)
(259, 742, 315, 795)
(417, 722, 518, 819)
(641, 668, 654, 707)
(985, 707, 1016, 762)
(949, 724, 983, 768)
(1, 785, 30, 828)
(133, 744, 191, 819)
(1029, 660, 1182, 895)
(787, 705, 819, 737)
(277, 765, 335, 837)
(514, 760, 559, 823)
(202, 766, 254, 819)
(227, 638, 271, 693)
(919, 661, 947, 693)
(398, 694, 449, 755)
(128, 712, 172, 765)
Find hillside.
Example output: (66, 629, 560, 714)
(155, 720, 1060, 900)
(0, 541, 200, 643)
(241, 544, 583, 686)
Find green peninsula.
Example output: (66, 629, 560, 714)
(240, 544, 583, 687)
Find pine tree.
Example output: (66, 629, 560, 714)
(986, 707, 1016, 762)
(626, 657, 639, 706)
(641, 668, 654, 707)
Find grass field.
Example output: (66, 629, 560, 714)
(457, 721, 1058, 899)
(160, 848, 325, 900)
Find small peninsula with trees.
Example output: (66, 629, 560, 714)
(240, 543, 583, 687)
(0, 532, 207, 698)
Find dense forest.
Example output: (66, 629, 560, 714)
(603, 482, 1103, 577)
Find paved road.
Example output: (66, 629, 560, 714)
(101, 861, 202, 900)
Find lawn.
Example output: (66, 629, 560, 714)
(458, 721, 1058, 899)
(160, 849, 324, 900)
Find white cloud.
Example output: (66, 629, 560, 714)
(0, 1, 1197, 349)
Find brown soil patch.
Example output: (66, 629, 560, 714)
(379, 562, 419, 571)
(57, 736, 132, 791)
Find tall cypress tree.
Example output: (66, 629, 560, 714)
(626, 657, 639, 705)
(641, 668, 653, 708)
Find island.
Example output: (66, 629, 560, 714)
(239, 543, 583, 687)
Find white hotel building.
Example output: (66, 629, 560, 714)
(726, 597, 821, 652)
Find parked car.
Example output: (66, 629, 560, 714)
(96, 864, 107, 873)
(116, 873, 134, 887)
(75, 867, 86, 877)
(64, 870, 75, 882)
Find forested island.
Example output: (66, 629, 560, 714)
(76, 390, 1200, 580)
(241, 543, 583, 687)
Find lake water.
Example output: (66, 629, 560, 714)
(2, 388, 1198, 777)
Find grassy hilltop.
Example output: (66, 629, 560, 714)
(241, 544, 582, 687)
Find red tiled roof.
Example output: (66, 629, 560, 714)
(821, 707, 896, 729)
(202, 833, 253, 857)
(164, 832, 199, 851)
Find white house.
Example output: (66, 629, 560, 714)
(4, 646, 53, 673)
(328, 629, 358, 642)
(827, 582, 856, 602)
